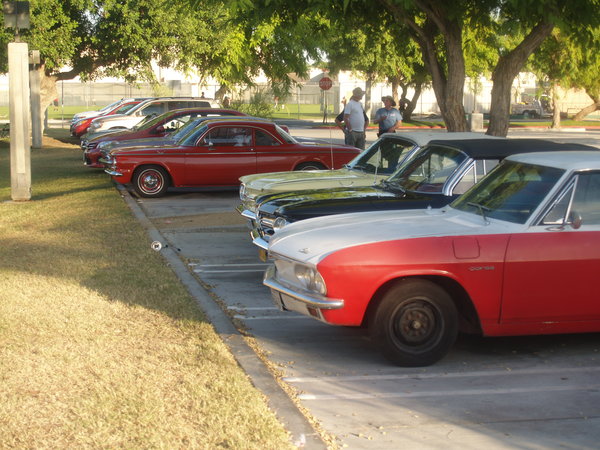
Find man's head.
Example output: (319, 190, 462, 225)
(382, 95, 396, 107)
(352, 87, 365, 99)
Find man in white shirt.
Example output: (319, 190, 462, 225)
(343, 87, 368, 149)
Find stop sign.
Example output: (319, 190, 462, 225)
(319, 76, 333, 91)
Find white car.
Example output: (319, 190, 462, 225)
(86, 97, 218, 135)
(238, 131, 502, 220)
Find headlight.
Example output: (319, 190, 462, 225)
(239, 184, 246, 200)
(97, 141, 115, 151)
(294, 265, 327, 295)
(273, 217, 288, 232)
(89, 122, 100, 131)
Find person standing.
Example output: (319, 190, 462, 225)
(374, 95, 402, 137)
(343, 87, 368, 149)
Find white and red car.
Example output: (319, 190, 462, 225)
(264, 149, 600, 367)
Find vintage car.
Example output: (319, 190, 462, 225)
(252, 139, 596, 250)
(264, 150, 600, 366)
(238, 131, 501, 220)
(102, 118, 361, 198)
(70, 98, 147, 137)
(82, 108, 247, 168)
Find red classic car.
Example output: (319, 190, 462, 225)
(264, 149, 600, 367)
(102, 118, 360, 197)
(82, 108, 247, 168)
(70, 99, 146, 137)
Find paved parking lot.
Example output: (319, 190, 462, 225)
(131, 128, 600, 449)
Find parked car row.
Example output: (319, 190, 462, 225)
(72, 100, 361, 198)
(236, 135, 600, 367)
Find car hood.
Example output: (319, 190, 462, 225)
(90, 129, 132, 142)
(241, 168, 384, 195)
(258, 185, 453, 220)
(269, 208, 516, 265)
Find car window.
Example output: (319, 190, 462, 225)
(141, 102, 166, 116)
(255, 130, 279, 146)
(348, 138, 415, 174)
(199, 126, 252, 147)
(542, 172, 600, 225)
(452, 159, 500, 195)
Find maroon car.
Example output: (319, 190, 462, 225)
(82, 108, 247, 168)
(101, 118, 361, 198)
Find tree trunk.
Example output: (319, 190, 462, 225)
(399, 82, 421, 122)
(37, 67, 59, 134)
(573, 92, 600, 121)
(551, 83, 562, 129)
(381, 0, 468, 131)
(487, 21, 554, 136)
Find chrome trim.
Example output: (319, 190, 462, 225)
(252, 235, 269, 250)
(240, 209, 257, 221)
(104, 169, 123, 177)
(263, 265, 344, 310)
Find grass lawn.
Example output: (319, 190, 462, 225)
(0, 131, 294, 448)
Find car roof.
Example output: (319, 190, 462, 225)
(162, 107, 246, 116)
(391, 131, 503, 147)
(426, 138, 598, 159)
(508, 150, 600, 170)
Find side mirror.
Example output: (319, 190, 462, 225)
(569, 211, 583, 230)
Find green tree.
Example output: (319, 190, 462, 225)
(531, 27, 600, 125)
(0, 0, 255, 124)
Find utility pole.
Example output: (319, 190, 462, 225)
(3, 1, 31, 201)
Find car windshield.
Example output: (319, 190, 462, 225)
(385, 144, 467, 193)
(347, 138, 416, 175)
(451, 160, 565, 224)
(112, 103, 138, 115)
(275, 125, 297, 144)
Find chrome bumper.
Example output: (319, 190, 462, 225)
(251, 228, 269, 250)
(104, 169, 123, 177)
(235, 203, 257, 221)
(263, 265, 344, 312)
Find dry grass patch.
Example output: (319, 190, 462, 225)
(0, 138, 293, 448)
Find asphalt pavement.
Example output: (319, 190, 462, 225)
(119, 126, 600, 449)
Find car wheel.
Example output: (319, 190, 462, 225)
(133, 165, 170, 198)
(369, 279, 458, 367)
(295, 162, 327, 171)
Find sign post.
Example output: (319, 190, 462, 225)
(319, 76, 333, 124)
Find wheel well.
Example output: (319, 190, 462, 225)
(133, 164, 172, 183)
(294, 161, 327, 171)
(363, 275, 482, 335)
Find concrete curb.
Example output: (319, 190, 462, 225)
(117, 185, 327, 450)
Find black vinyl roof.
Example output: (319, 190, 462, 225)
(426, 138, 598, 159)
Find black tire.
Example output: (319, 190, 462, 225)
(295, 162, 327, 171)
(369, 279, 458, 367)
(132, 165, 170, 198)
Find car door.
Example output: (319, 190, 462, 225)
(183, 125, 257, 186)
(501, 171, 600, 324)
(253, 128, 293, 173)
